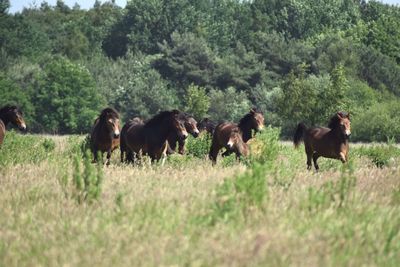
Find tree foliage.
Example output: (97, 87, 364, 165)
(0, 0, 399, 141)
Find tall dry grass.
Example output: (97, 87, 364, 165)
(0, 130, 399, 266)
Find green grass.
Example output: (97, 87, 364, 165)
(0, 130, 399, 266)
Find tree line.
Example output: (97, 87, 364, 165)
(0, 0, 399, 141)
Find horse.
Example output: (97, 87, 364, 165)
(120, 117, 144, 163)
(208, 124, 249, 164)
(120, 110, 188, 164)
(167, 113, 199, 155)
(208, 108, 264, 164)
(293, 111, 351, 171)
(197, 118, 217, 135)
(0, 105, 27, 147)
(90, 108, 120, 165)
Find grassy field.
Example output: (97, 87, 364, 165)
(0, 130, 399, 266)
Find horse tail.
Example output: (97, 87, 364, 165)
(293, 123, 307, 148)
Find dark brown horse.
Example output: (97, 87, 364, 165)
(120, 110, 188, 163)
(293, 111, 351, 171)
(167, 113, 199, 155)
(120, 117, 144, 163)
(90, 108, 120, 165)
(209, 108, 264, 164)
(0, 105, 27, 147)
(197, 118, 217, 135)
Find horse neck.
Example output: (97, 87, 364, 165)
(97, 119, 113, 139)
(330, 127, 348, 144)
(238, 122, 253, 142)
(0, 112, 10, 126)
(146, 119, 172, 145)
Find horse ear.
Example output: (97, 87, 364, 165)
(250, 108, 256, 114)
(336, 112, 343, 118)
(347, 112, 351, 119)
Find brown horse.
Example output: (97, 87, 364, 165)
(120, 110, 188, 163)
(167, 113, 199, 155)
(209, 108, 264, 164)
(208, 123, 249, 164)
(197, 118, 217, 135)
(90, 108, 120, 165)
(120, 117, 144, 163)
(293, 111, 351, 171)
(0, 105, 27, 147)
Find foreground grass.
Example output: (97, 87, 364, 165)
(0, 131, 399, 266)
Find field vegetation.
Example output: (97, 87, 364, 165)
(0, 130, 399, 266)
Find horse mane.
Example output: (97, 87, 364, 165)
(177, 112, 194, 121)
(328, 112, 348, 129)
(0, 105, 20, 115)
(238, 108, 262, 128)
(99, 107, 119, 120)
(144, 110, 179, 128)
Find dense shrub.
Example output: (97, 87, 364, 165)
(186, 133, 212, 159)
(351, 101, 400, 142)
(354, 143, 400, 168)
(0, 131, 55, 167)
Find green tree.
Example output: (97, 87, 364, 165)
(113, 54, 179, 120)
(0, 0, 9, 14)
(0, 73, 34, 124)
(278, 64, 317, 127)
(184, 84, 210, 119)
(34, 57, 105, 133)
(208, 87, 251, 122)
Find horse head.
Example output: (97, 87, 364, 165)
(101, 108, 120, 138)
(0, 106, 27, 131)
(337, 112, 351, 138)
(183, 116, 200, 138)
(171, 110, 188, 140)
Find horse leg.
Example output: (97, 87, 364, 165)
(120, 147, 125, 163)
(312, 152, 320, 171)
(92, 149, 98, 163)
(106, 150, 112, 166)
(305, 145, 312, 170)
(222, 149, 233, 157)
(209, 142, 221, 165)
(178, 139, 185, 155)
(339, 152, 347, 163)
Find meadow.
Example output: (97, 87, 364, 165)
(0, 129, 399, 266)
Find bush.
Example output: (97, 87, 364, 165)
(354, 143, 400, 168)
(0, 131, 55, 167)
(351, 100, 400, 142)
(72, 150, 104, 204)
(247, 127, 281, 165)
(185, 133, 212, 159)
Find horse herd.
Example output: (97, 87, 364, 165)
(0, 105, 351, 171)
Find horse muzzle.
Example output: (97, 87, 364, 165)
(191, 130, 200, 138)
(19, 123, 27, 132)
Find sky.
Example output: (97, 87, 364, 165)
(9, 0, 127, 13)
(8, 0, 400, 13)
